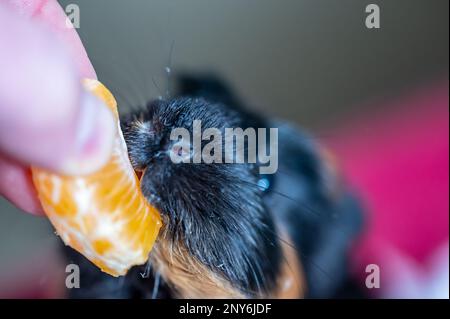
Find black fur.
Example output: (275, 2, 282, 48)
(64, 74, 364, 298)
(121, 96, 282, 295)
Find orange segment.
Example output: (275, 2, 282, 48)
(31, 79, 162, 277)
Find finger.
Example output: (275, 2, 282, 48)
(0, 154, 44, 215)
(0, 4, 115, 175)
(4, 0, 96, 79)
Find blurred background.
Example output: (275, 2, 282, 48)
(0, 0, 448, 298)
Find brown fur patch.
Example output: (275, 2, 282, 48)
(150, 226, 305, 298)
(150, 234, 245, 298)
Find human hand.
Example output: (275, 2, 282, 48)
(0, 0, 115, 215)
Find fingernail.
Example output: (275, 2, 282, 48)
(60, 91, 116, 175)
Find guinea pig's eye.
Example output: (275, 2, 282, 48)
(257, 174, 274, 193)
(168, 140, 192, 163)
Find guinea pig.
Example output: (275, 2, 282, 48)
(64, 74, 364, 299)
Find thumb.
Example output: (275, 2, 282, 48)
(0, 4, 115, 175)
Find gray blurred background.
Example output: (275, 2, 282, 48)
(0, 0, 448, 293)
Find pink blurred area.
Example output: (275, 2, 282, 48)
(324, 80, 449, 297)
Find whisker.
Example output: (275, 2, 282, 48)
(152, 76, 165, 99)
(151, 271, 161, 299)
(241, 251, 263, 297)
(165, 40, 175, 99)
(90, 56, 143, 111)
(236, 178, 353, 241)
(261, 225, 334, 284)
(238, 179, 322, 218)
(258, 226, 304, 296)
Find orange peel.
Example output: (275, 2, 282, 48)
(32, 79, 162, 276)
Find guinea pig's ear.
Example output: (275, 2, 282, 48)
(175, 73, 244, 109)
(268, 121, 365, 298)
(302, 146, 365, 297)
